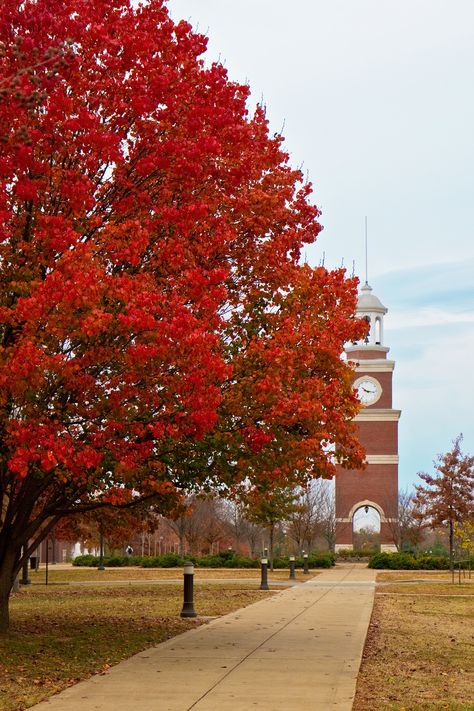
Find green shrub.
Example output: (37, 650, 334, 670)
(195, 555, 223, 568)
(105, 556, 127, 567)
(72, 554, 99, 567)
(270, 556, 286, 569)
(430, 541, 449, 557)
(194, 553, 256, 568)
(72, 550, 334, 569)
(127, 555, 144, 566)
(336, 548, 371, 558)
(369, 552, 415, 569)
(414, 555, 450, 570)
(140, 556, 160, 568)
(157, 552, 184, 568)
(369, 552, 452, 570)
(309, 553, 335, 568)
(368, 552, 390, 569)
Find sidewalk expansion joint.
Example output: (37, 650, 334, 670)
(185, 566, 356, 711)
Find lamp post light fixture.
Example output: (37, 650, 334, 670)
(303, 551, 309, 575)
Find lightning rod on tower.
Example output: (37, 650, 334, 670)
(365, 216, 368, 285)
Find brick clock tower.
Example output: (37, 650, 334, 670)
(335, 282, 401, 551)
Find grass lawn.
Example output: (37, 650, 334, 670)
(1, 568, 291, 711)
(25, 565, 312, 584)
(377, 570, 473, 584)
(353, 573, 474, 711)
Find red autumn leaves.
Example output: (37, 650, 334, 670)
(0, 0, 366, 509)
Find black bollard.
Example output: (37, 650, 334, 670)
(289, 555, 296, 580)
(180, 562, 197, 618)
(303, 552, 309, 575)
(260, 557, 269, 590)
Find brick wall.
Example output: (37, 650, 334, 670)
(356, 420, 398, 454)
(335, 464, 398, 516)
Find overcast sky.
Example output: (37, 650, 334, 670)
(169, 0, 474, 490)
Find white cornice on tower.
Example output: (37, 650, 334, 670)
(355, 409, 401, 422)
(353, 360, 396, 373)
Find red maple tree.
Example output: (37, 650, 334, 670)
(0, 0, 366, 631)
(415, 435, 474, 566)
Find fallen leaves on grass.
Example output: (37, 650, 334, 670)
(1, 582, 273, 711)
(353, 591, 474, 711)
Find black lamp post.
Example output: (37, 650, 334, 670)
(20, 545, 30, 585)
(289, 555, 296, 580)
(303, 551, 309, 575)
(98, 523, 105, 571)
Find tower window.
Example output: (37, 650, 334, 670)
(375, 317, 381, 345)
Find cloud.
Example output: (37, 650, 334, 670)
(378, 258, 474, 310)
(368, 257, 474, 487)
(168, 0, 474, 491)
(348, 268, 473, 488)
(389, 308, 474, 330)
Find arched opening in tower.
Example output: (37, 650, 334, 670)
(374, 317, 381, 345)
(352, 505, 381, 552)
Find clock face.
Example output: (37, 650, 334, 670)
(355, 377, 381, 406)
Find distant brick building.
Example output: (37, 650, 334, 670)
(335, 282, 400, 551)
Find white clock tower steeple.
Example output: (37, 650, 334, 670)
(354, 282, 388, 348)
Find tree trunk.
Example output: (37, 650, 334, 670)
(0, 549, 19, 633)
(449, 519, 454, 570)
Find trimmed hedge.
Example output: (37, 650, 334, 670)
(368, 552, 451, 570)
(73, 554, 100, 567)
(195, 554, 259, 569)
(73, 554, 145, 567)
(141, 553, 185, 568)
(73, 551, 335, 569)
(336, 548, 372, 558)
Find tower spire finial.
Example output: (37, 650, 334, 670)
(365, 216, 368, 286)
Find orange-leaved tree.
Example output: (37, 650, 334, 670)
(0, 0, 365, 631)
(415, 435, 474, 567)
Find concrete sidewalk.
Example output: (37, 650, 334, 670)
(32, 565, 375, 711)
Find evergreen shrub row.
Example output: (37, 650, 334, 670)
(72, 551, 335, 569)
(368, 552, 452, 570)
(335, 548, 373, 558)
